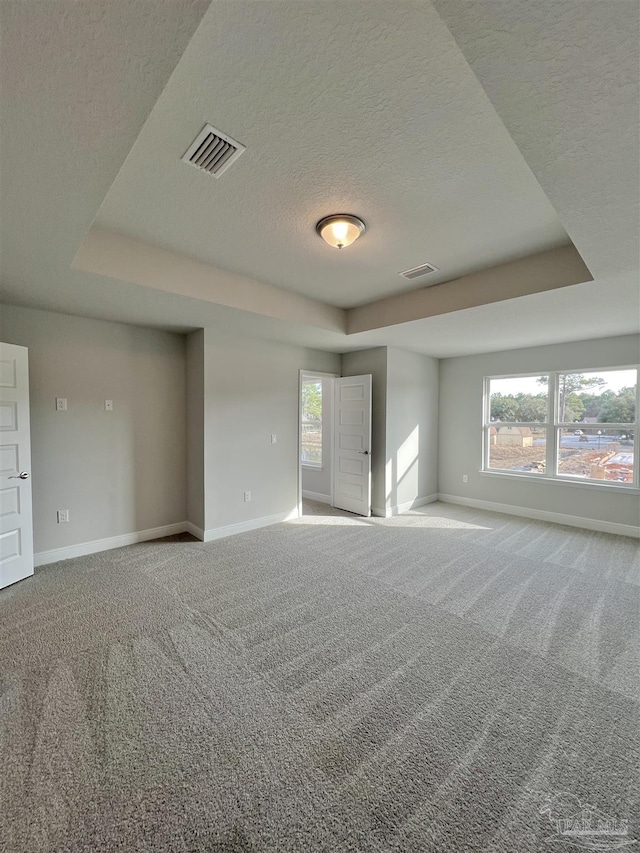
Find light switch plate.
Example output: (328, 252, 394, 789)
(271, 434, 277, 444)
(105, 400, 113, 411)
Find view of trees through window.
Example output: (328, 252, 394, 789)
(301, 380, 322, 465)
(489, 372, 635, 425)
(485, 369, 637, 485)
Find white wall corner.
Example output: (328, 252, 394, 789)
(302, 490, 332, 504)
(33, 509, 305, 566)
(438, 493, 640, 538)
(202, 508, 300, 542)
(185, 521, 205, 541)
(374, 494, 438, 518)
(34, 522, 190, 566)
(387, 494, 439, 517)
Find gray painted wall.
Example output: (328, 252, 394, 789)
(186, 329, 205, 530)
(386, 347, 439, 511)
(4, 299, 631, 559)
(0, 304, 187, 553)
(341, 347, 439, 515)
(341, 347, 388, 515)
(438, 334, 640, 528)
(202, 329, 340, 532)
(301, 373, 335, 500)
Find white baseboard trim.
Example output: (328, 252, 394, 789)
(185, 521, 205, 541)
(373, 494, 438, 518)
(33, 510, 305, 565)
(302, 490, 332, 504)
(390, 494, 439, 517)
(202, 509, 299, 542)
(34, 522, 189, 566)
(437, 493, 640, 538)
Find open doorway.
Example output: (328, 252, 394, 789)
(298, 370, 373, 518)
(298, 370, 338, 517)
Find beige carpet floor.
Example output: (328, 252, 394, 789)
(1, 500, 638, 852)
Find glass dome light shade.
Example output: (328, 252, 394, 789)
(316, 215, 366, 249)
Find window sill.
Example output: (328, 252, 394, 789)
(479, 469, 639, 495)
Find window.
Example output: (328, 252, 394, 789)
(301, 379, 323, 466)
(483, 368, 638, 488)
(485, 374, 548, 475)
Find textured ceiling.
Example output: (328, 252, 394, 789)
(433, 0, 640, 289)
(0, 0, 210, 316)
(1, 0, 638, 358)
(93, 0, 569, 308)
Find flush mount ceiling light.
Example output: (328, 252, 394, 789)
(316, 214, 366, 249)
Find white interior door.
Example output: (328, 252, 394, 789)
(0, 343, 34, 589)
(333, 374, 372, 516)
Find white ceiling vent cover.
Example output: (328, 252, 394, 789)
(182, 124, 245, 178)
(400, 262, 439, 280)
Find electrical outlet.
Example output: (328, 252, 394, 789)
(271, 434, 277, 444)
(462, 474, 469, 484)
(244, 491, 251, 502)
(57, 509, 69, 524)
(104, 399, 113, 412)
(56, 397, 67, 411)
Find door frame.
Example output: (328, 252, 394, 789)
(298, 370, 339, 517)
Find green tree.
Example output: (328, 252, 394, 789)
(539, 374, 605, 422)
(491, 392, 548, 421)
(301, 381, 322, 421)
(563, 393, 585, 424)
(579, 391, 609, 419)
(490, 393, 519, 421)
(598, 387, 636, 424)
(560, 375, 605, 422)
(516, 393, 547, 422)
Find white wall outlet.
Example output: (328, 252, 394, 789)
(271, 434, 277, 444)
(57, 509, 69, 523)
(462, 474, 469, 484)
(105, 399, 113, 411)
(244, 491, 251, 502)
(56, 397, 67, 411)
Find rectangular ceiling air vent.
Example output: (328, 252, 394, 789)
(181, 124, 245, 178)
(399, 262, 440, 280)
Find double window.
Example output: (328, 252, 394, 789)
(483, 368, 638, 488)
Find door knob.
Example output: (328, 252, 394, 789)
(358, 451, 370, 455)
(9, 471, 30, 480)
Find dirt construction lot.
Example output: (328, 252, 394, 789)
(489, 444, 626, 476)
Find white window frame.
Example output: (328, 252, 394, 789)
(482, 366, 639, 491)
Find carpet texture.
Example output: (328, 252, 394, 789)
(1, 501, 638, 852)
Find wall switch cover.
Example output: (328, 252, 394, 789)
(271, 434, 277, 444)
(105, 400, 113, 411)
